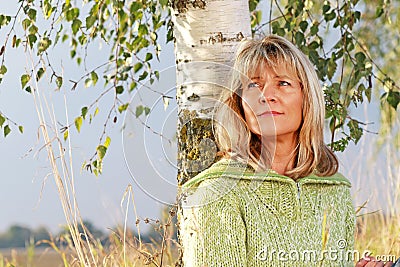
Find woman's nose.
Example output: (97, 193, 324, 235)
(259, 84, 276, 103)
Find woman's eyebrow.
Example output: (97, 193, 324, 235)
(275, 75, 292, 80)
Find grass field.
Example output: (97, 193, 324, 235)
(0, 211, 399, 267)
(0, 248, 66, 267)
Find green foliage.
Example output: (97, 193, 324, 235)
(81, 106, 88, 119)
(55, 76, 63, 88)
(0, 114, 5, 128)
(134, 105, 150, 117)
(74, 116, 83, 133)
(118, 103, 129, 113)
(384, 90, 400, 110)
(20, 74, 30, 89)
(0, 65, 7, 83)
(261, 0, 399, 152)
(63, 129, 69, 141)
(36, 67, 45, 81)
(338, 0, 400, 148)
(38, 37, 51, 54)
(249, 0, 261, 31)
(92, 136, 111, 176)
(3, 124, 10, 137)
(0, 14, 11, 29)
(0, 113, 23, 138)
(0, 0, 170, 171)
(0, 0, 398, 171)
(115, 85, 124, 94)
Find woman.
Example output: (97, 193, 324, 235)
(180, 35, 390, 266)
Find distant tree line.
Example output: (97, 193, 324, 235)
(0, 225, 50, 249)
(0, 220, 169, 249)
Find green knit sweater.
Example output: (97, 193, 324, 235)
(180, 158, 356, 267)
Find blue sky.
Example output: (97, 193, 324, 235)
(0, 2, 179, 233)
(0, 2, 397, 235)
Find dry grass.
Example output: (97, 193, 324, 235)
(351, 105, 400, 263)
(20, 46, 181, 266)
(0, 233, 180, 267)
(355, 213, 400, 261)
(0, 248, 70, 267)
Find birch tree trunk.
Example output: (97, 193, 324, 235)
(173, 0, 251, 185)
(172, 0, 251, 265)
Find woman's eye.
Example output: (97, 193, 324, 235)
(247, 82, 260, 89)
(279, 81, 290, 86)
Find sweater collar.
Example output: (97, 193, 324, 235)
(183, 158, 351, 188)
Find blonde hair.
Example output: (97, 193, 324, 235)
(214, 35, 338, 179)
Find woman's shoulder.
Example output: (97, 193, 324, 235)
(180, 158, 255, 207)
(181, 158, 353, 191)
(182, 158, 252, 189)
(300, 171, 352, 187)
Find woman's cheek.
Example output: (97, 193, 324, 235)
(246, 113, 261, 135)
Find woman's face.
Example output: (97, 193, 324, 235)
(241, 63, 303, 142)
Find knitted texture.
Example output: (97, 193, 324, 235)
(181, 158, 356, 267)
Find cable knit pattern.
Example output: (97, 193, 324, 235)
(181, 158, 356, 267)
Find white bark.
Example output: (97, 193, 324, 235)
(173, 3, 252, 266)
(173, 0, 252, 117)
(173, 2, 252, 265)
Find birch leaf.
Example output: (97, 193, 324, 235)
(4, 125, 11, 137)
(75, 116, 83, 133)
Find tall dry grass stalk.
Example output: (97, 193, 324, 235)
(27, 47, 100, 265)
(24, 47, 179, 266)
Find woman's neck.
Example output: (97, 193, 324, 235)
(262, 136, 299, 176)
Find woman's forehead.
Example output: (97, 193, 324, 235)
(244, 60, 298, 80)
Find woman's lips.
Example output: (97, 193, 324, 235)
(258, 111, 283, 117)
